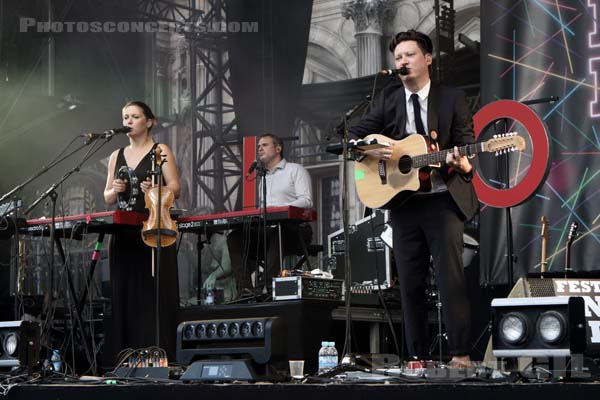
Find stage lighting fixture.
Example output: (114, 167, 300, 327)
(492, 296, 586, 358)
(176, 317, 285, 381)
(177, 317, 284, 364)
(0, 321, 22, 367)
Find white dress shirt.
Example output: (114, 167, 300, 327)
(258, 159, 313, 208)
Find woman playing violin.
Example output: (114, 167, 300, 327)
(103, 101, 181, 366)
(105, 101, 180, 206)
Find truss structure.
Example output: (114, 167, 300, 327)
(137, 0, 241, 212)
(434, 0, 456, 82)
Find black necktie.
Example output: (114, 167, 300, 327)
(410, 93, 426, 136)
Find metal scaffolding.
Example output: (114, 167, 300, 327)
(136, 0, 241, 212)
(434, 0, 455, 82)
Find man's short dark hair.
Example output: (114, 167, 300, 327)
(388, 30, 433, 54)
(259, 133, 284, 157)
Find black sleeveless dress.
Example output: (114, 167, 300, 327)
(105, 143, 179, 366)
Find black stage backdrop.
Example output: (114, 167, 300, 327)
(0, 0, 146, 196)
(227, 0, 313, 137)
(480, 1, 600, 284)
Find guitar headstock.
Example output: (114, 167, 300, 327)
(483, 132, 526, 155)
(541, 216, 549, 240)
(567, 220, 579, 244)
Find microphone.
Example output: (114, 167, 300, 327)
(246, 160, 259, 177)
(379, 67, 409, 76)
(83, 126, 132, 142)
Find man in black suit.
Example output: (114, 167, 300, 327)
(349, 30, 478, 367)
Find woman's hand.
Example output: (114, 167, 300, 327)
(112, 178, 127, 193)
(140, 177, 152, 194)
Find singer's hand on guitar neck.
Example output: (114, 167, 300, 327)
(362, 138, 398, 160)
(445, 146, 472, 174)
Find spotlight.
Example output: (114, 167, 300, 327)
(538, 311, 567, 344)
(492, 296, 586, 358)
(499, 312, 529, 345)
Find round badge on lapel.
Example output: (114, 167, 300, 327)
(430, 130, 438, 140)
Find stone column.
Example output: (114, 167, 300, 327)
(341, 1, 395, 223)
(342, 0, 396, 77)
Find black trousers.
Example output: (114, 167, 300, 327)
(390, 192, 471, 358)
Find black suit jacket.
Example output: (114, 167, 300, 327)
(349, 82, 479, 220)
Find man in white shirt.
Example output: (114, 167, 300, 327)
(230, 133, 313, 295)
(257, 134, 313, 208)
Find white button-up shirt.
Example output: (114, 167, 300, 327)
(258, 159, 313, 208)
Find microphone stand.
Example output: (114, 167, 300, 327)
(336, 100, 373, 365)
(498, 95, 557, 288)
(256, 164, 268, 297)
(332, 97, 372, 138)
(149, 151, 167, 347)
(19, 135, 114, 375)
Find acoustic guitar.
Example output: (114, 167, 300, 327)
(354, 133, 526, 209)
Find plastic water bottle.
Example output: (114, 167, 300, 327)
(328, 342, 338, 369)
(205, 289, 214, 305)
(318, 341, 329, 373)
(51, 349, 62, 372)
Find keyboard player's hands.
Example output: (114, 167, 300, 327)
(203, 273, 217, 291)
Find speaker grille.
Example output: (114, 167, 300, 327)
(527, 278, 556, 297)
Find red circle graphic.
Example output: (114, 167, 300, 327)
(473, 100, 550, 208)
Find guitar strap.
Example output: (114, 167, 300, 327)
(425, 84, 440, 150)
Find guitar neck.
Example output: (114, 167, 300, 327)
(541, 241, 548, 273)
(412, 143, 481, 168)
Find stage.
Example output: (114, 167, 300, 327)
(3, 379, 600, 400)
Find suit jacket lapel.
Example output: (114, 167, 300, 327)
(396, 89, 407, 139)
(427, 83, 439, 136)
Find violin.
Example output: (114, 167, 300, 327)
(141, 145, 178, 247)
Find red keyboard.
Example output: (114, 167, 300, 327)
(24, 210, 147, 237)
(177, 206, 316, 232)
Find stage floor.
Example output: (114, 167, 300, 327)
(4, 381, 600, 400)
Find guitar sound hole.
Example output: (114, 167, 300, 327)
(398, 156, 412, 174)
